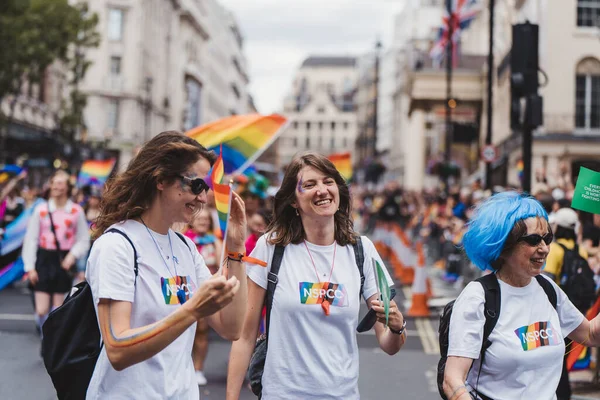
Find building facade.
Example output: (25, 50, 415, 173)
(280, 56, 358, 166)
(79, 0, 250, 167)
(475, 0, 600, 189)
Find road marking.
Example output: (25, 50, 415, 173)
(0, 313, 34, 321)
(415, 318, 433, 354)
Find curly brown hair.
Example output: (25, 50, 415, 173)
(266, 152, 356, 246)
(93, 131, 216, 239)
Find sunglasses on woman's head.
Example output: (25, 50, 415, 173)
(179, 175, 210, 195)
(518, 232, 554, 246)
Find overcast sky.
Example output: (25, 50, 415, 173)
(219, 0, 406, 114)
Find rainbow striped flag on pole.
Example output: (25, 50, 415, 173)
(77, 159, 116, 187)
(186, 114, 288, 175)
(328, 152, 353, 182)
(211, 150, 232, 273)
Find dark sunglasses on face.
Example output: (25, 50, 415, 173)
(179, 175, 210, 195)
(518, 232, 554, 246)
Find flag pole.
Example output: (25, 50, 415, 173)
(219, 180, 234, 278)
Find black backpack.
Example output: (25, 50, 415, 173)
(42, 228, 140, 400)
(558, 243, 596, 313)
(436, 274, 557, 400)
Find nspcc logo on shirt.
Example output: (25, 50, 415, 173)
(161, 276, 196, 305)
(514, 321, 560, 351)
(299, 282, 348, 307)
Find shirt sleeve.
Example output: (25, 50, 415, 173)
(541, 275, 585, 337)
(69, 206, 91, 259)
(90, 231, 138, 303)
(246, 235, 272, 290)
(361, 236, 394, 301)
(544, 242, 563, 279)
(21, 205, 41, 272)
(448, 281, 486, 359)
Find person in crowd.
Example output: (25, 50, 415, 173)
(85, 131, 248, 399)
(22, 170, 90, 338)
(1, 187, 25, 229)
(245, 209, 271, 255)
(74, 186, 103, 283)
(583, 213, 600, 260)
(443, 191, 600, 400)
(184, 208, 223, 386)
(241, 190, 263, 221)
(227, 152, 405, 400)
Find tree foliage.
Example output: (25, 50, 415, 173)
(0, 0, 99, 117)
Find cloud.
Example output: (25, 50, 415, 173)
(219, 0, 405, 113)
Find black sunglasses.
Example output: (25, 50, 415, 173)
(179, 175, 210, 195)
(518, 232, 554, 247)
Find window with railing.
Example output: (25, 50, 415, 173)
(577, 0, 600, 27)
(184, 77, 202, 131)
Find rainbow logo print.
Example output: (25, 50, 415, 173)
(160, 275, 196, 305)
(299, 282, 348, 307)
(514, 321, 561, 351)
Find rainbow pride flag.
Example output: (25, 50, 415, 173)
(211, 151, 231, 236)
(328, 152, 352, 181)
(77, 158, 116, 187)
(186, 114, 288, 175)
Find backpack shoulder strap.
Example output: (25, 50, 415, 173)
(174, 231, 192, 252)
(477, 273, 501, 346)
(535, 274, 558, 309)
(352, 236, 365, 300)
(473, 273, 501, 395)
(106, 228, 139, 283)
(266, 245, 285, 337)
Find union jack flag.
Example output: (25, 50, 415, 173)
(430, 0, 482, 66)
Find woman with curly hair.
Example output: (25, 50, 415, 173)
(85, 131, 248, 399)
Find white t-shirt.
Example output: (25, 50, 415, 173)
(85, 220, 212, 400)
(448, 274, 585, 400)
(247, 235, 392, 400)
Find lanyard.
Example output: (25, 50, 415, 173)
(303, 240, 337, 316)
(140, 217, 186, 305)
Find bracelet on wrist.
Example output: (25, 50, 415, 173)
(389, 319, 407, 335)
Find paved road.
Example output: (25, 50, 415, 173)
(0, 281, 443, 400)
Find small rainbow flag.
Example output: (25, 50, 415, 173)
(77, 159, 116, 187)
(186, 114, 288, 175)
(211, 150, 231, 237)
(328, 152, 352, 181)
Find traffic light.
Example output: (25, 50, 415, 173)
(510, 23, 540, 129)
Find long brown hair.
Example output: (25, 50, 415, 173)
(93, 131, 216, 239)
(266, 152, 356, 246)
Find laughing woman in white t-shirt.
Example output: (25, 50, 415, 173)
(226, 152, 405, 400)
(443, 192, 600, 400)
(85, 131, 248, 400)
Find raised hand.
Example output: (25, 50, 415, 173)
(225, 191, 247, 253)
(184, 275, 241, 320)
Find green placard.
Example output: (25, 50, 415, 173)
(571, 167, 600, 214)
(372, 258, 391, 326)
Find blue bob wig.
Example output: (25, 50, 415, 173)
(463, 191, 548, 271)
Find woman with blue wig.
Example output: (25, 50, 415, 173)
(443, 191, 600, 400)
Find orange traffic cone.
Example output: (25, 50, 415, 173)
(408, 242, 430, 317)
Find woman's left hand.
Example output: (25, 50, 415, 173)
(371, 299, 404, 331)
(225, 191, 247, 252)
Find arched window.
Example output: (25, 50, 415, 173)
(575, 57, 600, 130)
